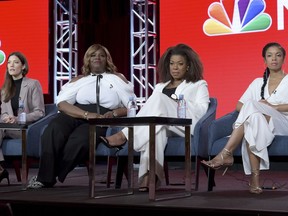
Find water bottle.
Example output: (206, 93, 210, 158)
(17, 100, 26, 124)
(127, 95, 137, 117)
(177, 94, 186, 118)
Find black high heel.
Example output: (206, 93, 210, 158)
(100, 136, 126, 151)
(0, 169, 10, 186)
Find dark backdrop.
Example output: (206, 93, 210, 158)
(78, 0, 130, 78)
(46, 0, 131, 103)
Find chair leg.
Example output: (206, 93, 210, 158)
(194, 157, 201, 191)
(164, 160, 169, 185)
(115, 156, 128, 189)
(85, 156, 117, 188)
(12, 157, 34, 182)
(207, 166, 216, 191)
(106, 156, 117, 188)
(12, 160, 21, 182)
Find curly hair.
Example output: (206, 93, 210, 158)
(157, 43, 203, 83)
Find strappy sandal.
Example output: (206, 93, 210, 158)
(249, 169, 263, 194)
(201, 148, 234, 175)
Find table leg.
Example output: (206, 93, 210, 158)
(89, 125, 96, 198)
(184, 125, 191, 193)
(88, 124, 134, 198)
(148, 124, 192, 201)
(127, 127, 134, 189)
(21, 129, 27, 186)
(149, 124, 156, 201)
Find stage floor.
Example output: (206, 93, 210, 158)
(0, 162, 288, 216)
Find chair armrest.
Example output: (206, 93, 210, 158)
(207, 110, 239, 153)
(193, 98, 217, 158)
(26, 104, 57, 157)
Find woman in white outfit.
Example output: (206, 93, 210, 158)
(101, 43, 210, 191)
(201, 42, 288, 194)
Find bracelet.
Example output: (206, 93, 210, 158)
(112, 111, 118, 118)
(83, 111, 89, 120)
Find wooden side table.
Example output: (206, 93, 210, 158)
(0, 123, 28, 187)
(88, 116, 192, 201)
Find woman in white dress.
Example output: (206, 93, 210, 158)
(201, 42, 288, 194)
(101, 43, 210, 192)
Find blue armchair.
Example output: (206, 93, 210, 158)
(2, 103, 58, 181)
(207, 110, 288, 191)
(112, 97, 218, 190)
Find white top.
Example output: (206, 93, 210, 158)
(239, 75, 288, 114)
(56, 72, 135, 109)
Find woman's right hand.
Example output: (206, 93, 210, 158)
(3, 115, 17, 124)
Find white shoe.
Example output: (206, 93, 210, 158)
(27, 176, 44, 189)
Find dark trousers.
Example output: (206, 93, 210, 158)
(37, 112, 107, 185)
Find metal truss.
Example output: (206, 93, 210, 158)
(53, 0, 78, 102)
(53, 0, 157, 104)
(130, 0, 157, 105)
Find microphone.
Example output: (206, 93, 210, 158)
(273, 90, 277, 94)
(90, 74, 103, 78)
(262, 186, 277, 190)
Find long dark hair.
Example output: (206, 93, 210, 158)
(1, 52, 29, 102)
(260, 42, 286, 99)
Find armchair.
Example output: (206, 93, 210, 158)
(2, 103, 58, 182)
(207, 110, 288, 191)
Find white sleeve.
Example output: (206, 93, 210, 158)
(239, 78, 262, 104)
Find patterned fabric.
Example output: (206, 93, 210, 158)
(26, 176, 44, 189)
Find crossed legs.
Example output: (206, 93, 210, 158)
(201, 124, 244, 174)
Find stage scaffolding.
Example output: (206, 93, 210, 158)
(53, 0, 157, 104)
(53, 0, 78, 102)
(130, 0, 157, 105)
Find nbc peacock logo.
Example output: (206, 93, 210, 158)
(0, 40, 5, 65)
(203, 0, 272, 36)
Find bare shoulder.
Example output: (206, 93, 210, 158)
(114, 72, 129, 84)
(70, 75, 84, 83)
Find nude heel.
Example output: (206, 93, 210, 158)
(249, 169, 263, 194)
(201, 148, 234, 175)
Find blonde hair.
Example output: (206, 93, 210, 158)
(81, 44, 118, 76)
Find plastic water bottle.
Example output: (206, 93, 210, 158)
(17, 100, 26, 124)
(177, 94, 186, 118)
(127, 96, 137, 117)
